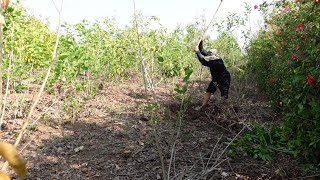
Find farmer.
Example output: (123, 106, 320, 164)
(194, 39, 231, 111)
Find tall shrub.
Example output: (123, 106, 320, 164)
(247, 0, 320, 163)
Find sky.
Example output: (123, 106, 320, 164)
(21, 0, 265, 31)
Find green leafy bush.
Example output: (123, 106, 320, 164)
(3, 4, 55, 86)
(230, 124, 298, 161)
(247, 0, 320, 163)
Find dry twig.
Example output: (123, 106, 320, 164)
(201, 126, 246, 177)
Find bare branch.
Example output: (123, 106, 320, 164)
(51, 0, 61, 14)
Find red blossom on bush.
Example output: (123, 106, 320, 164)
(268, 78, 276, 85)
(291, 54, 299, 60)
(306, 74, 315, 86)
(276, 30, 281, 35)
(297, 23, 303, 30)
(254, 5, 259, 9)
(316, 0, 319, 3)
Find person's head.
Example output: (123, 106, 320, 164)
(205, 49, 221, 61)
(207, 49, 218, 56)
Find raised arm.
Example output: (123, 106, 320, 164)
(195, 51, 210, 66)
(199, 40, 210, 56)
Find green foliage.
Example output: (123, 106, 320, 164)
(53, 15, 203, 87)
(155, 24, 200, 78)
(3, 2, 246, 140)
(230, 124, 297, 161)
(147, 102, 161, 125)
(246, 0, 320, 164)
(174, 66, 193, 110)
(303, 164, 320, 176)
(4, 2, 245, 96)
(63, 95, 82, 120)
(3, 3, 55, 86)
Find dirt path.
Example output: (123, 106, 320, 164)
(1, 78, 303, 179)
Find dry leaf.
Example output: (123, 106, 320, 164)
(2, 0, 9, 11)
(74, 146, 84, 153)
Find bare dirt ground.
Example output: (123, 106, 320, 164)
(0, 77, 307, 180)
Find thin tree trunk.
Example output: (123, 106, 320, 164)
(132, 0, 157, 102)
(0, 4, 4, 129)
(0, 49, 12, 128)
(0, 21, 14, 129)
(132, 1, 163, 179)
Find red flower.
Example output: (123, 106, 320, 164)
(296, 0, 299, 3)
(316, 0, 319, 3)
(254, 5, 259, 9)
(276, 30, 281, 35)
(297, 23, 303, 30)
(306, 74, 315, 86)
(268, 78, 276, 85)
(291, 54, 299, 60)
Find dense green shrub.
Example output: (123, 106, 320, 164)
(247, 0, 320, 163)
(3, 4, 55, 87)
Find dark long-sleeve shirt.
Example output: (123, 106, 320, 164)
(195, 41, 228, 82)
(199, 40, 210, 56)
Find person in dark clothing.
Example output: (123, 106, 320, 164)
(194, 40, 231, 111)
